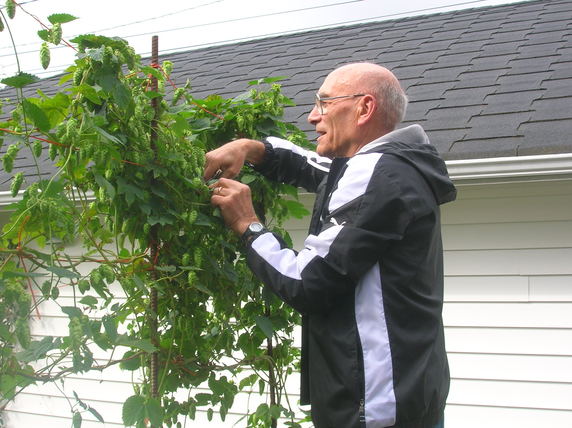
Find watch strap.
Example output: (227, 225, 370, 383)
(241, 222, 268, 246)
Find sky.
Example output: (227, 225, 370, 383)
(0, 0, 533, 82)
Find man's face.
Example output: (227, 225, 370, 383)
(308, 71, 361, 158)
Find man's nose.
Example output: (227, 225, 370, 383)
(308, 105, 321, 125)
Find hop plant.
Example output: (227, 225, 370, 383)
(40, 42, 50, 69)
(3, 143, 20, 173)
(5, 0, 15, 19)
(32, 140, 43, 158)
(73, 68, 84, 86)
(49, 142, 58, 160)
(51, 22, 62, 45)
(10, 172, 24, 197)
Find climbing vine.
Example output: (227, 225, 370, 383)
(0, 2, 310, 427)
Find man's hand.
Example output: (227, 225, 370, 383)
(210, 178, 259, 235)
(204, 138, 266, 181)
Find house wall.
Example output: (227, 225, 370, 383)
(440, 178, 572, 428)
(3, 177, 572, 427)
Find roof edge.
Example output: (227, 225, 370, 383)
(446, 153, 572, 184)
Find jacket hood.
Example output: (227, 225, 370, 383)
(360, 125, 457, 205)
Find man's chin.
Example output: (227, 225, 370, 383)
(316, 140, 332, 158)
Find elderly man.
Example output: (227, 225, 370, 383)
(204, 63, 455, 428)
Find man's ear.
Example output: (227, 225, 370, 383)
(356, 94, 377, 126)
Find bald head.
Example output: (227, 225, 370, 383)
(326, 63, 408, 132)
(308, 62, 409, 158)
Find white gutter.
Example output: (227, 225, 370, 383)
(0, 190, 95, 208)
(446, 153, 572, 183)
(1, 154, 571, 207)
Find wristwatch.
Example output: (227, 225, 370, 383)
(241, 222, 267, 245)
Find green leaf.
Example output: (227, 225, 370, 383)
(48, 13, 78, 24)
(145, 397, 164, 427)
(154, 265, 176, 273)
(26, 248, 53, 264)
(15, 336, 60, 363)
(143, 90, 162, 99)
(239, 373, 258, 390)
(3, 271, 45, 279)
(255, 403, 270, 420)
(192, 282, 213, 296)
(111, 81, 132, 110)
(140, 66, 162, 80)
(248, 76, 287, 85)
(77, 279, 90, 293)
(147, 214, 174, 226)
(87, 406, 104, 423)
(220, 403, 228, 421)
(117, 177, 144, 206)
(94, 126, 125, 147)
(232, 91, 252, 103)
(122, 395, 145, 426)
(73, 391, 88, 409)
(74, 84, 102, 105)
(37, 29, 51, 42)
(50, 286, 60, 299)
(240, 174, 258, 184)
(255, 315, 274, 339)
(283, 199, 310, 219)
(61, 306, 82, 318)
(119, 350, 141, 371)
(188, 117, 211, 131)
(0, 375, 18, 401)
(72, 411, 82, 428)
(131, 275, 148, 293)
(172, 114, 190, 136)
(35, 92, 70, 129)
(94, 174, 116, 199)
(194, 393, 211, 406)
(208, 374, 225, 395)
(102, 315, 118, 341)
(116, 335, 156, 353)
(45, 265, 80, 278)
(270, 404, 282, 419)
(79, 296, 98, 307)
(1, 72, 39, 88)
(22, 99, 51, 132)
(41, 280, 52, 298)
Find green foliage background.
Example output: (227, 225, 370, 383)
(0, 5, 310, 427)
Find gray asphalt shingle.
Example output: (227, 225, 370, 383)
(1, 0, 571, 190)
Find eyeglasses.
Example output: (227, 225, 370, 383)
(314, 93, 366, 115)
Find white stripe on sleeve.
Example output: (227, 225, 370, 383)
(266, 136, 331, 172)
(250, 226, 343, 280)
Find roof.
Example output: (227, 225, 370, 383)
(1, 0, 571, 190)
(164, 0, 571, 160)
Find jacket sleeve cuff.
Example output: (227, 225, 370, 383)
(248, 138, 275, 170)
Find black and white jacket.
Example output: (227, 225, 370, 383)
(247, 125, 456, 428)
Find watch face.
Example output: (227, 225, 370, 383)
(249, 222, 264, 233)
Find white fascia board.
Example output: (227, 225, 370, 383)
(0, 189, 95, 208)
(446, 153, 572, 183)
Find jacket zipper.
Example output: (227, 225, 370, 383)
(359, 398, 366, 424)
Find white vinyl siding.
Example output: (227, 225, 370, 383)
(442, 179, 572, 428)
(3, 175, 572, 427)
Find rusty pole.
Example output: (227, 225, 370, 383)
(149, 35, 160, 405)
